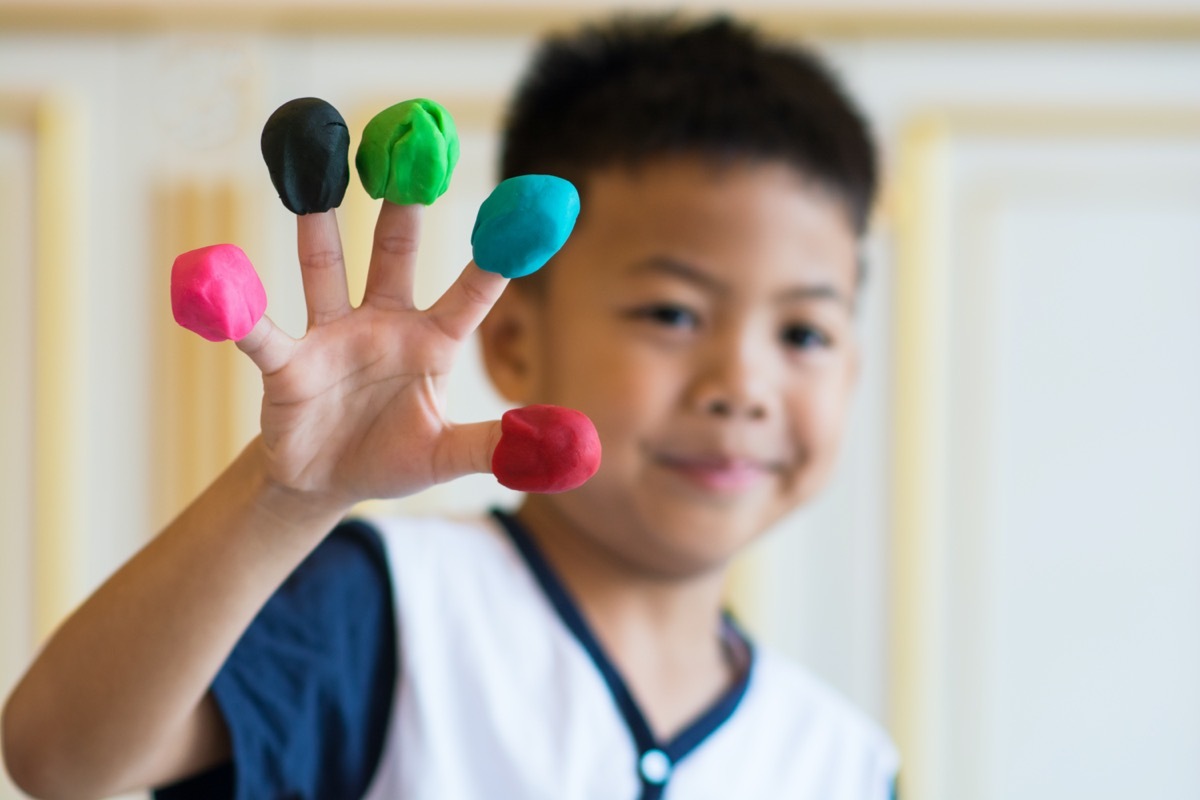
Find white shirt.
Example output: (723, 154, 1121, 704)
(362, 512, 899, 800)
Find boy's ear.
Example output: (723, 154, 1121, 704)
(478, 283, 540, 404)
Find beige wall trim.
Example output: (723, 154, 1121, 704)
(889, 106, 1200, 800)
(152, 181, 260, 530)
(889, 113, 951, 800)
(30, 94, 88, 641)
(4, 5, 1200, 39)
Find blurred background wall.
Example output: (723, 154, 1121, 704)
(1, 1, 1198, 798)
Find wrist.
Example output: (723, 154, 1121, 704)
(235, 438, 354, 543)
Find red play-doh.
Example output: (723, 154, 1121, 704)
(492, 405, 601, 493)
(171, 244, 267, 342)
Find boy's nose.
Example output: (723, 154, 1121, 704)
(690, 343, 770, 421)
(702, 395, 767, 420)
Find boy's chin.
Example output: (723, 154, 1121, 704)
(551, 490, 785, 581)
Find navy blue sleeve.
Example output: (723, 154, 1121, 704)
(154, 519, 397, 800)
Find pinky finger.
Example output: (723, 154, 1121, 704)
(236, 315, 296, 376)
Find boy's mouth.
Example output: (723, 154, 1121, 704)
(653, 452, 779, 494)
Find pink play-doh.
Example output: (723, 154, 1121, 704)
(492, 405, 601, 493)
(171, 244, 267, 342)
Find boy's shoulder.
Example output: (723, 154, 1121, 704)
(353, 511, 542, 611)
(356, 510, 513, 571)
(737, 645, 899, 782)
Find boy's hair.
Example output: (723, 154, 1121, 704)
(500, 14, 879, 237)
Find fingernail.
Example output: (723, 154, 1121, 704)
(471, 175, 580, 279)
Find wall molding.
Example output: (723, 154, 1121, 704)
(3, 5, 1200, 39)
(0, 93, 88, 642)
(152, 180, 261, 530)
(889, 106, 1200, 800)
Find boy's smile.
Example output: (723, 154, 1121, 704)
(483, 155, 861, 580)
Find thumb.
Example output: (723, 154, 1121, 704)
(434, 406, 601, 494)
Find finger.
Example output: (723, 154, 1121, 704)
(236, 314, 296, 376)
(362, 202, 421, 310)
(431, 420, 503, 484)
(432, 407, 602, 493)
(426, 261, 509, 341)
(489, 406, 602, 493)
(296, 209, 351, 328)
(171, 243, 266, 343)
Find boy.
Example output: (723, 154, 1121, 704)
(2, 13, 898, 799)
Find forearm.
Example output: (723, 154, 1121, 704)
(2, 438, 348, 798)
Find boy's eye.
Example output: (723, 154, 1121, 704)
(632, 304, 699, 329)
(782, 323, 830, 350)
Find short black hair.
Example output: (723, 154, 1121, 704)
(500, 14, 878, 236)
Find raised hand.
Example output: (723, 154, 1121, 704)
(172, 97, 596, 517)
(234, 201, 517, 509)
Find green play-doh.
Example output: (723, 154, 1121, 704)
(355, 99, 459, 205)
(471, 175, 580, 279)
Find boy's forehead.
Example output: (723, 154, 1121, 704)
(577, 156, 851, 226)
(551, 156, 860, 297)
(579, 157, 853, 240)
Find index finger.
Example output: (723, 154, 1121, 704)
(426, 261, 508, 341)
(425, 174, 580, 338)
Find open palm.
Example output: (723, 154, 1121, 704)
(236, 202, 506, 509)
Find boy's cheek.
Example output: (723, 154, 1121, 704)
(547, 335, 671, 409)
(795, 393, 855, 485)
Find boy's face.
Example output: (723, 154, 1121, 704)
(482, 156, 861, 579)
